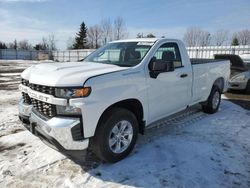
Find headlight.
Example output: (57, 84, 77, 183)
(55, 87, 91, 98)
(232, 75, 246, 81)
(56, 105, 81, 115)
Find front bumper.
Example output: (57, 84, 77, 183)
(18, 99, 32, 119)
(18, 100, 89, 151)
(228, 80, 248, 90)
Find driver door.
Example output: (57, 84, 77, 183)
(147, 42, 191, 123)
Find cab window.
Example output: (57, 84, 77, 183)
(153, 43, 182, 68)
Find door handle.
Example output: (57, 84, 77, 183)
(180, 74, 188, 78)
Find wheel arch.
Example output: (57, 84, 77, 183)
(213, 77, 225, 93)
(201, 77, 224, 105)
(96, 98, 145, 135)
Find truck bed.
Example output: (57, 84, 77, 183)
(190, 59, 230, 103)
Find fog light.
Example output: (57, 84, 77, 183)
(56, 105, 81, 115)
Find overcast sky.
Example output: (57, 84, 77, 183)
(0, 0, 249, 49)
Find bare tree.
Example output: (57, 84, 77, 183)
(66, 37, 74, 50)
(87, 25, 103, 49)
(48, 33, 57, 50)
(212, 29, 229, 46)
(87, 31, 94, 49)
(237, 29, 250, 45)
(183, 27, 211, 47)
(8, 39, 18, 49)
(41, 37, 49, 50)
(198, 30, 211, 46)
(183, 27, 200, 47)
(100, 18, 113, 45)
(113, 17, 128, 40)
(34, 34, 57, 51)
(18, 40, 32, 50)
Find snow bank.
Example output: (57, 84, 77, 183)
(0, 100, 250, 187)
(0, 60, 54, 64)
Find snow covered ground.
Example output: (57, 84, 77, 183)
(0, 60, 250, 188)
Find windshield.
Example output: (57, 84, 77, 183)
(84, 42, 154, 67)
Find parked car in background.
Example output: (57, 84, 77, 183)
(214, 54, 250, 94)
(239, 53, 250, 64)
(239, 53, 250, 73)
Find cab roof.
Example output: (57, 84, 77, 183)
(110, 38, 181, 44)
(110, 38, 159, 43)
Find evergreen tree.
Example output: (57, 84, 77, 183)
(231, 37, 239, 46)
(146, 33, 156, 38)
(136, 33, 144, 38)
(0, 42, 7, 49)
(14, 39, 17, 49)
(73, 22, 87, 49)
(136, 33, 156, 38)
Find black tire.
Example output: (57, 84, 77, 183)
(90, 107, 139, 163)
(245, 79, 250, 94)
(202, 86, 221, 114)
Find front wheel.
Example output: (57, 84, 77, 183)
(202, 86, 221, 114)
(90, 108, 138, 163)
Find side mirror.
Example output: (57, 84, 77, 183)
(148, 58, 175, 78)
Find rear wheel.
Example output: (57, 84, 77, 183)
(90, 108, 138, 163)
(202, 86, 221, 114)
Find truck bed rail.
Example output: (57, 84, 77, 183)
(190, 58, 225, 65)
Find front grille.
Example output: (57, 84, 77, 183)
(21, 79, 57, 118)
(21, 79, 29, 86)
(21, 79, 55, 96)
(22, 92, 31, 104)
(29, 84, 55, 96)
(31, 98, 57, 118)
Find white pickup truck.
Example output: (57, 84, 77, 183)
(19, 38, 230, 162)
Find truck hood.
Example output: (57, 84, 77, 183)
(21, 62, 128, 86)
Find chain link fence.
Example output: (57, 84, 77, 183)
(187, 45, 250, 59)
(52, 49, 95, 62)
(2, 45, 249, 62)
(52, 45, 250, 62)
(0, 49, 52, 60)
